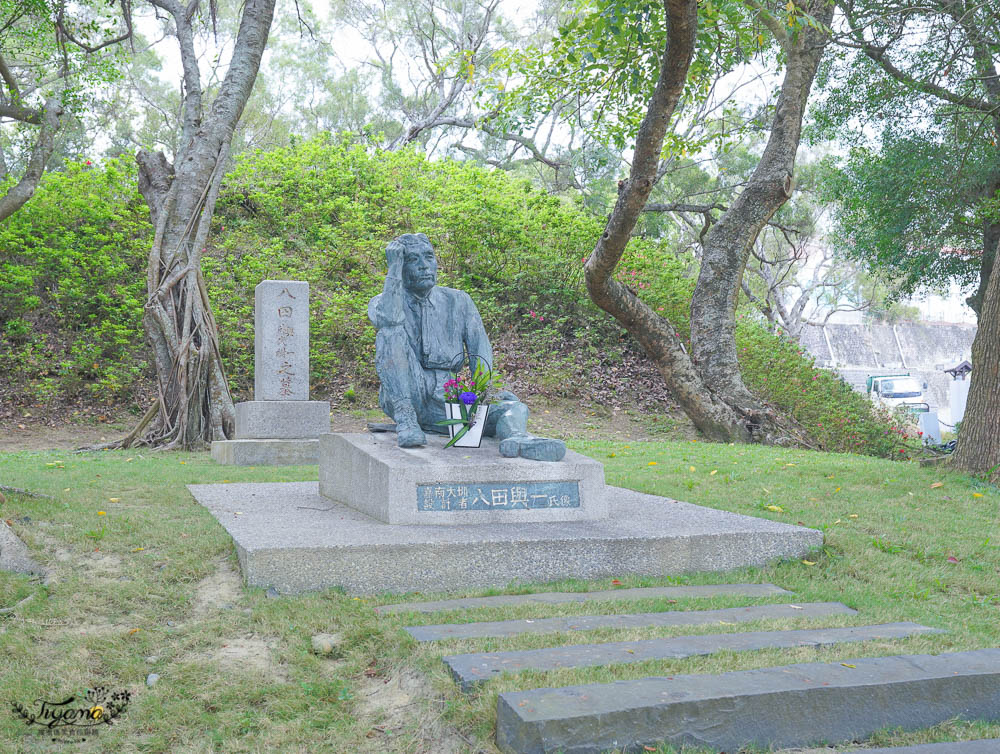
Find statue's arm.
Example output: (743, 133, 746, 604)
(368, 239, 406, 328)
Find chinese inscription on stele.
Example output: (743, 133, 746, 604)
(416, 481, 580, 511)
(275, 293, 296, 398)
(254, 279, 309, 401)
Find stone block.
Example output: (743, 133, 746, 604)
(447, 623, 941, 691)
(405, 601, 856, 641)
(495, 649, 1000, 754)
(187, 481, 822, 594)
(377, 583, 793, 615)
(235, 401, 330, 439)
(318, 432, 607, 525)
(210, 439, 318, 466)
(856, 742, 1000, 753)
(0, 521, 45, 577)
(254, 280, 310, 401)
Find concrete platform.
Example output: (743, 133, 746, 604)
(319, 433, 607, 525)
(495, 649, 1000, 754)
(446, 623, 941, 690)
(210, 439, 318, 466)
(187, 481, 822, 595)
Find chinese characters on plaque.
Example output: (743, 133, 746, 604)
(416, 481, 580, 511)
(254, 280, 310, 401)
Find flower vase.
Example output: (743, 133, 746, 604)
(444, 403, 489, 448)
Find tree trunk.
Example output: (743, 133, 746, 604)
(586, 0, 831, 445)
(124, 0, 277, 449)
(689, 0, 833, 418)
(951, 216, 1000, 481)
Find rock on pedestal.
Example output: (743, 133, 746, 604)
(212, 280, 330, 466)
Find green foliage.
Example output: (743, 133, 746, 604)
(0, 135, 906, 458)
(209, 135, 612, 394)
(0, 159, 151, 401)
(735, 320, 919, 457)
(825, 131, 996, 299)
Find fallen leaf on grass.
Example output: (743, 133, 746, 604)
(930, 482, 944, 489)
(127, 628, 140, 635)
(108, 498, 120, 503)
(973, 493, 984, 498)
(710, 469, 717, 475)
(802, 560, 816, 566)
(849, 514, 858, 519)
(765, 505, 784, 512)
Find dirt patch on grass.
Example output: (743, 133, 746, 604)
(357, 669, 470, 753)
(188, 635, 287, 682)
(191, 560, 242, 618)
(1, 401, 697, 454)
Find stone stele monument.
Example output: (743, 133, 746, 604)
(367, 232, 566, 462)
(211, 280, 331, 465)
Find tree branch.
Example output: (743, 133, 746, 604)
(0, 97, 62, 222)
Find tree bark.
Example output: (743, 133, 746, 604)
(0, 98, 62, 222)
(952, 214, 1000, 481)
(690, 0, 833, 416)
(586, 0, 831, 444)
(125, 0, 277, 449)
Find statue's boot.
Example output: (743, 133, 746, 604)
(499, 433, 566, 462)
(393, 400, 426, 448)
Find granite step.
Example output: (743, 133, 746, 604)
(406, 601, 855, 641)
(495, 649, 1000, 754)
(376, 583, 792, 615)
(850, 742, 1000, 753)
(445, 622, 941, 691)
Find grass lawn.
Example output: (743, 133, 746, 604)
(1, 440, 999, 753)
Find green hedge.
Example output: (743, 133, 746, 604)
(0, 135, 910, 456)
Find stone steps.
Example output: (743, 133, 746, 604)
(495, 649, 1000, 754)
(851, 742, 1000, 753)
(384, 582, 996, 752)
(377, 582, 791, 615)
(443, 622, 941, 691)
(406, 601, 856, 641)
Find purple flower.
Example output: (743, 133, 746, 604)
(459, 391, 478, 405)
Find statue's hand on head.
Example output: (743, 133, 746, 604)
(385, 237, 406, 281)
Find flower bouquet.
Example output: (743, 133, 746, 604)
(437, 358, 500, 448)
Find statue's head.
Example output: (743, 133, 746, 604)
(395, 233, 437, 297)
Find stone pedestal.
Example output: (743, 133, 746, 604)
(189, 480, 823, 594)
(212, 280, 330, 465)
(319, 433, 607, 526)
(236, 401, 330, 439)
